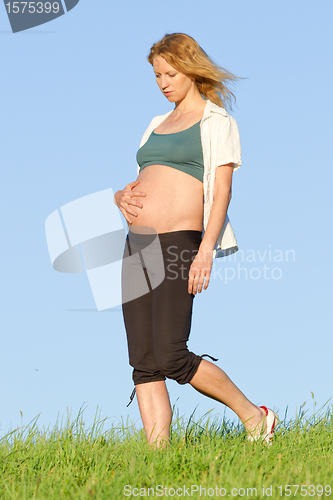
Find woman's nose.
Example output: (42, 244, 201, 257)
(161, 77, 169, 90)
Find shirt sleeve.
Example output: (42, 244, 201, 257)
(216, 115, 242, 171)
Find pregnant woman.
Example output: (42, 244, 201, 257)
(114, 33, 278, 448)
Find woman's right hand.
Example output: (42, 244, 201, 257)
(114, 181, 146, 225)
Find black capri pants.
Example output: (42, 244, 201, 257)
(121, 229, 205, 389)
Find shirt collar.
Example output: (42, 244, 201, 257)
(202, 99, 228, 121)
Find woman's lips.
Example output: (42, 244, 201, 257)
(164, 91, 173, 96)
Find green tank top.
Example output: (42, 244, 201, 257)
(136, 120, 204, 183)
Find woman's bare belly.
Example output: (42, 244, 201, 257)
(128, 165, 204, 234)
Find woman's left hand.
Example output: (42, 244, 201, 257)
(188, 249, 213, 295)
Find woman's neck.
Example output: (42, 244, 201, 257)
(172, 90, 206, 118)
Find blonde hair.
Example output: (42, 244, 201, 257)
(148, 33, 241, 110)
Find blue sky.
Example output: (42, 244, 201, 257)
(1, 0, 332, 435)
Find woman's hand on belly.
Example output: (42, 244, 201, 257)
(114, 181, 146, 225)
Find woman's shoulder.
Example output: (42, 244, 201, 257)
(205, 101, 240, 134)
(149, 109, 173, 124)
(138, 110, 173, 147)
(141, 110, 173, 136)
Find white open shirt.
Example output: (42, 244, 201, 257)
(137, 99, 242, 259)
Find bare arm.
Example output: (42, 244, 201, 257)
(188, 163, 234, 295)
(200, 163, 233, 253)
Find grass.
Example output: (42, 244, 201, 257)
(0, 402, 332, 500)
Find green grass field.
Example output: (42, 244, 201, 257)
(0, 401, 332, 500)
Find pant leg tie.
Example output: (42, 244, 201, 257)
(200, 354, 219, 362)
(126, 387, 136, 407)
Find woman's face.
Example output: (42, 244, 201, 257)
(153, 56, 194, 103)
